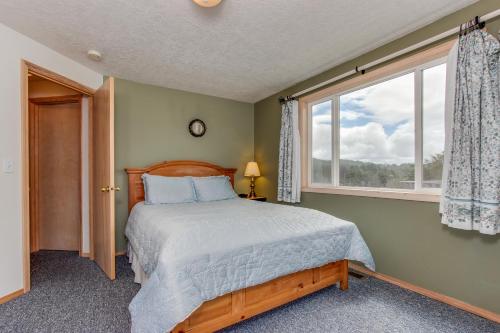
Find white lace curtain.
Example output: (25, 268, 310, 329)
(277, 100, 301, 203)
(440, 29, 499, 235)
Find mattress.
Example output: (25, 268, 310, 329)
(125, 198, 374, 333)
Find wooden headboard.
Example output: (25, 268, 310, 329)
(125, 160, 237, 212)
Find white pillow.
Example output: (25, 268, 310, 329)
(142, 174, 196, 204)
(192, 176, 237, 202)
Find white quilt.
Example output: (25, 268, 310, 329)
(125, 198, 375, 333)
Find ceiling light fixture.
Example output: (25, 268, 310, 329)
(192, 0, 222, 8)
(87, 49, 102, 62)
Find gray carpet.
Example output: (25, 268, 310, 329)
(0, 252, 498, 333)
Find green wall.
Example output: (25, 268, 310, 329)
(114, 78, 254, 251)
(254, 0, 500, 313)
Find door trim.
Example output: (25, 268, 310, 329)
(24, 61, 95, 95)
(21, 60, 96, 293)
(29, 94, 82, 104)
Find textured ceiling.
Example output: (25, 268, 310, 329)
(0, 0, 476, 102)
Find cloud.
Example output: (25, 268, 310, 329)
(338, 121, 414, 164)
(339, 110, 364, 121)
(312, 114, 331, 126)
(312, 118, 332, 160)
(387, 121, 414, 160)
(340, 72, 414, 125)
(312, 100, 331, 116)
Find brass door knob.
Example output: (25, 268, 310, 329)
(100, 185, 120, 192)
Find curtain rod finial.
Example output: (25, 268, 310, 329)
(279, 95, 297, 104)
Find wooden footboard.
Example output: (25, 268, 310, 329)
(172, 260, 348, 333)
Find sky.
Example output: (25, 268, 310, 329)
(312, 63, 446, 165)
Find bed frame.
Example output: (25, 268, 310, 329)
(125, 160, 349, 333)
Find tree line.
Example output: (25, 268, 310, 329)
(312, 153, 443, 189)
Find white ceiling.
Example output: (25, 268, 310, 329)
(0, 0, 476, 102)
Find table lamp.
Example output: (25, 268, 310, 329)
(244, 161, 260, 198)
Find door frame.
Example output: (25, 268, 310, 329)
(21, 60, 96, 292)
(29, 94, 83, 254)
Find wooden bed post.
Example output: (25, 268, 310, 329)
(340, 259, 349, 290)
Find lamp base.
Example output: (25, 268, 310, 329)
(247, 176, 257, 198)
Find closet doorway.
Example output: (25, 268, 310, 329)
(29, 82, 83, 253)
(21, 61, 117, 294)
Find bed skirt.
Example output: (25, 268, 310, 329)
(127, 243, 148, 284)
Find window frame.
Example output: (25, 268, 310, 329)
(300, 41, 454, 202)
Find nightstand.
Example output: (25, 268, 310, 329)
(238, 194, 267, 202)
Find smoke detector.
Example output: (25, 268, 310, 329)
(87, 50, 102, 62)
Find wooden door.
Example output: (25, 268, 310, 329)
(92, 77, 116, 279)
(29, 96, 82, 251)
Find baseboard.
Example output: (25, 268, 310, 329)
(78, 250, 123, 257)
(349, 263, 500, 324)
(0, 288, 24, 305)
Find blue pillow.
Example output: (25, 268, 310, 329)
(192, 176, 237, 202)
(142, 174, 197, 204)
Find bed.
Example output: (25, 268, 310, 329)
(125, 160, 374, 333)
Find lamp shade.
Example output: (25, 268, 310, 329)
(244, 161, 261, 177)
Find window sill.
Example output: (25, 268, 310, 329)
(302, 186, 440, 203)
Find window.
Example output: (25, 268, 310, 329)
(422, 63, 446, 189)
(311, 100, 332, 183)
(304, 51, 448, 202)
(338, 72, 415, 189)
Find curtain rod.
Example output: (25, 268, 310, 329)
(287, 9, 500, 99)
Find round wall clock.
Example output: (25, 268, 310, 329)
(189, 119, 206, 137)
